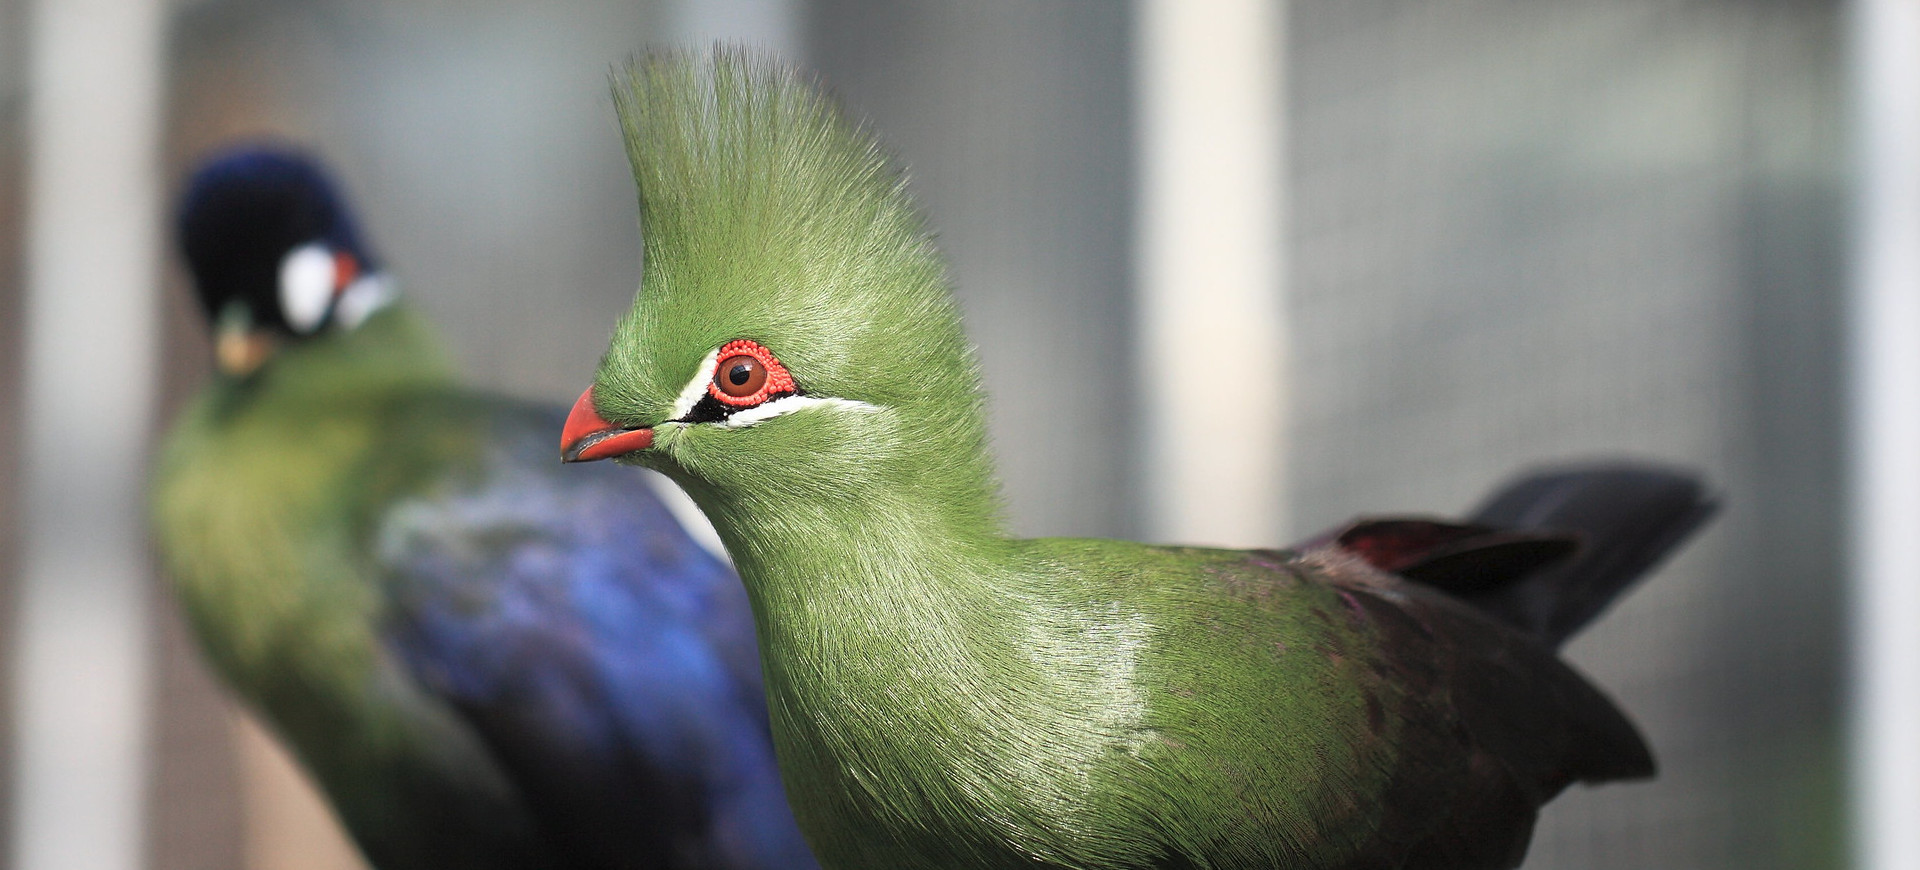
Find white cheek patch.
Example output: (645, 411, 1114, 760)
(716, 395, 880, 428)
(670, 349, 721, 420)
(279, 243, 337, 334)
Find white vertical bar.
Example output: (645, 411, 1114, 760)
(1852, 1, 1920, 868)
(1134, 0, 1289, 547)
(669, 0, 803, 65)
(14, 0, 165, 867)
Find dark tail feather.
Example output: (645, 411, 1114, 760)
(1456, 462, 1717, 648)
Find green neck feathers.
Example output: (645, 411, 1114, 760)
(155, 306, 454, 693)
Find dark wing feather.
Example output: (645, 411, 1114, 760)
(1408, 586, 1654, 869)
(1328, 519, 1580, 593)
(1465, 462, 1716, 647)
(372, 400, 816, 870)
(1337, 578, 1655, 869)
(1302, 462, 1715, 649)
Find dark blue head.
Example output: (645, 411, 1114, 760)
(177, 145, 393, 373)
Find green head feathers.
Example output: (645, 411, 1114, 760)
(591, 50, 1000, 531)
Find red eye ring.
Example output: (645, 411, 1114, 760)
(707, 339, 796, 407)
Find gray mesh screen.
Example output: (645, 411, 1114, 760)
(1290, 2, 1847, 866)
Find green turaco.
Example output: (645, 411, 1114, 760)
(562, 50, 1713, 869)
(152, 146, 817, 870)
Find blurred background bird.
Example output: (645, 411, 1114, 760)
(150, 145, 819, 870)
(563, 51, 1715, 869)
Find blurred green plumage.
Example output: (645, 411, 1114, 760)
(154, 308, 545, 867)
(577, 49, 1699, 869)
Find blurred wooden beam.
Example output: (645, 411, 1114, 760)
(1134, 0, 1289, 547)
(230, 715, 366, 870)
(145, 592, 243, 870)
(13, 0, 166, 867)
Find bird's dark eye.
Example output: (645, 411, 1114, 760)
(715, 354, 767, 398)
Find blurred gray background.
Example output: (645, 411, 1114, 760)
(1288, 3, 1844, 867)
(0, 0, 1850, 868)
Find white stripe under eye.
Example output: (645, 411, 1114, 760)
(670, 348, 721, 420)
(717, 396, 879, 428)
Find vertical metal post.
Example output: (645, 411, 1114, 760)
(1134, 0, 1289, 547)
(14, 0, 166, 867)
(1852, 1, 1920, 867)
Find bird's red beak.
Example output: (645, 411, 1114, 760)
(560, 387, 654, 462)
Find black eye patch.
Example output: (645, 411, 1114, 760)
(675, 388, 801, 425)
